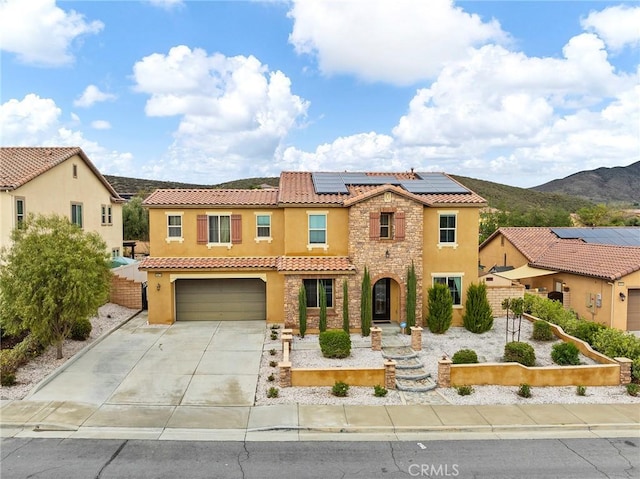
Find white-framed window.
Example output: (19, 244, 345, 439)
(166, 212, 184, 242)
(308, 212, 328, 250)
(15, 197, 25, 226)
(256, 214, 271, 241)
(101, 205, 113, 225)
(380, 212, 393, 239)
(71, 203, 83, 228)
(208, 214, 231, 244)
(303, 279, 334, 308)
(433, 275, 462, 306)
(438, 212, 457, 246)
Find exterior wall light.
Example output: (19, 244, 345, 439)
(385, 250, 390, 258)
(619, 292, 626, 301)
(156, 283, 161, 291)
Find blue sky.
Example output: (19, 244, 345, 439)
(1, 0, 638, 187)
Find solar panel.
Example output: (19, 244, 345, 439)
(551, 227, 640, 247)
(312, 173, 349, 194)
(401, 173, 470, 194)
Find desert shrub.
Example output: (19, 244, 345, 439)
(332, 381, 349, 397)
(456, 385, 474, 396)
(576, 385, 587, 396)
(427, 283, 453, 334)
(532, 320, 553, 341)
(551, 342, 581, 365)
(70, 317, 92, 341)
(462, 283, 493, 333)
(504, 341, 536, 367)
(267, 387, 279, 398)
(298, 284, 307, 338)
(269, 348, 277, 356)
(319, 330, 351, 358)
(517, 383, 532, 398)
(452, 349, 479, 364)
(627, 383, 639, 397)
(269, 360, 277, 367)
(592, 328, 640, 361)
(373, 385, 388, 397)
(267, 374, 275, 382)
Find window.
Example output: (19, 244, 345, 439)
(208, 215, 231, 243)
(369, 211, 405, 241)
(380, 212, 393, 239)
(308, 214, 326, 244)
(439, 214, 456, 244)
(71, 203, 83, 228)
(304, 279, 334, 308)
(15, 197, 25, 226)
(112, 248, 120, 258)
(256, 214, 271, 239)
(167, 215, 182, 238)
(101, 205, 113, 225)
(433, 276, 462, 306)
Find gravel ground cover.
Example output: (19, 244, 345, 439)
(0, 304, 139, 400)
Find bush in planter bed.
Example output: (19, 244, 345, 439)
(551, 342, 580, 365)
(319, 329, 351, 358)
(532, 320, 553, 341)
(504, 341, 535, 367)
(70, 317, 92, 341)
(452, 349, 479, 364)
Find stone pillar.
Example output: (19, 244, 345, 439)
(437, 358, 452, 388)
(384, 360, 396, 389)
(410, 326, 423, 351)
(279, 361, 292, 388)
(615, 357, 632, 385)
(371, 327, 382, 351)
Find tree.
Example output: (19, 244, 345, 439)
(0, 214, 111, 359)
(342, 279, 350, 334)
(462, 282, 494, 333)
(298, 284, 307, 338)
(426, 283, 453, 334)
(405, 261, 417, 334)
(360, 266, 372, 337)
(123, 196, 149, 241)
(319, 284, 327, 332)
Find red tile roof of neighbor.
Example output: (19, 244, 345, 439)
(486, 227, 640, 280)
(138, 256, 356, 272)
(144, 171, 486, 207)
(0, 147, 123, 201)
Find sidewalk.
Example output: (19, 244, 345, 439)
(1, 312, 638, 441)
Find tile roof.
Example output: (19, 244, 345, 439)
(138, 255, 357, 273)
(534, 242, 640, 281)
(143, 188, 279, 207)
(0, 147, 123, 201)
(496, 227, 566, 262)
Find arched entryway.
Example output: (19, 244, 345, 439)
(373, 277, 400, 323)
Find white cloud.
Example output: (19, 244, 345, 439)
(74, 85, 117, 108)
(288, 0, 507, 85)
(581, 5, 640, 52)
(146, 0, 184, 10)
(132, 45, 309, 181)
(0, 94, 133, 175)
(91, 120, 111, 130)
(0, 0, 103, 67)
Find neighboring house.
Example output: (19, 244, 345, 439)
(0, 147, 125, 255)
(139, 171, 486, 329)
(479, 227, 640, 331)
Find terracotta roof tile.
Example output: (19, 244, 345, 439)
(0, 147, 123, 201)
(276, 256, 356, 272)
(533, 242, 640, 280)
(497, 227, 578, 262)
(143, 188, 279, 207)
(138, 257, 278, 270)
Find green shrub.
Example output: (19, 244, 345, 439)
(452, 349, 479, 364)
(627, 383, 639, 397)
(504, 341, 536, 367)
(427, 283, 453, 334)
(592, 328, 640, 361)
(319, 285, 327, 333)
(632, 358, 640, 382)
(360, 267, 372, 337)
(517, 383, 532, 398)
(571, 321, 606, 345)
(269, 360, 277, 367)
(456, 385, 474, 396)
(298, 284, 307, 338)
(551, 342, 580, 365)
(342, 279, 350, 334)
(270, 332, 278, 340)
(267, 387, 279, 398)
(332, 381, 349, 397)
(70, 317, 92, 341)
(405, 262, 417, 334)
(1, 369, 16, 386)
(267, 374, 275, 382)
(319, 329, 351, 358)
(373, 385, 388, 397)
(532, 320, 553, 341)
(269, 348, 277, 356)
(576, 385, 587, 396)
(462, 283, 493, 333)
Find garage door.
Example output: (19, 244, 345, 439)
(175, 278, 266, 321)
(628, 289, 640, 331)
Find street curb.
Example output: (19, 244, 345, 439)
(24, 310, 143, 399)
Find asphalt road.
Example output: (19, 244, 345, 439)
(1, 437, 638, 478)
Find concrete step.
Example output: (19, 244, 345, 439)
(393, 357, 423, 370)
(396, 369, 431, 381)
(396, 376, 438, 392)
(381, 347, 418, 360)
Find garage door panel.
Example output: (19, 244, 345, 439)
(628, 289, 640, 331)
(176, 279, 266, 321)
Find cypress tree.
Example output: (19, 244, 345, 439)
(360, 266, 372, 336)
(342, 279, 350, 334)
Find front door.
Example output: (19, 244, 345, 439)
(373, 279, 390, 322)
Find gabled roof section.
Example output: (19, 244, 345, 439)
(278, 171, 486, 206)
(0, 147, 124, 202)
(484, 227, 573, 262)
(143, 188, 279, 207)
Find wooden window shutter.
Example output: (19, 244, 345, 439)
(395, 211, 405, 240)
(197, 215, 208, 244)
(369, 212, 380, 240)
(231, 214, 242, 244)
